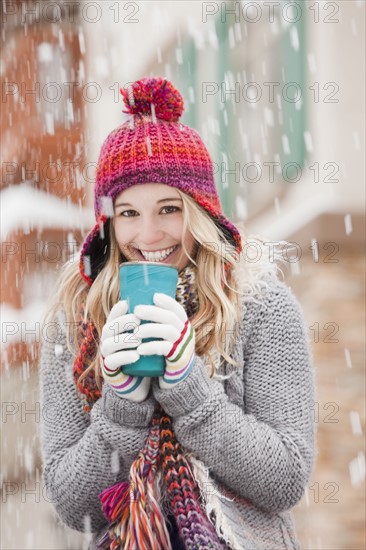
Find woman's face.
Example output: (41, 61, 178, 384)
(113, 183, 196, 271)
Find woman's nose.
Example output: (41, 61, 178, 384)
(138, 220, 164, 245)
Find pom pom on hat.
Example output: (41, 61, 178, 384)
(120, 77, 184, 123)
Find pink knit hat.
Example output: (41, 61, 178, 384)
(80, 77, 242, 285)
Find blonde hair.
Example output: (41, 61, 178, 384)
(45, 190, 276, 389)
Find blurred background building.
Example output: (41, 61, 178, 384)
(1, 0, 91, 367)
(1, 1, 365, 549)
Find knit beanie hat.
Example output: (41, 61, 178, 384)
(80, 76, 242, 286)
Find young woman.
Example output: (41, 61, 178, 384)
(40, 77, 317, 550)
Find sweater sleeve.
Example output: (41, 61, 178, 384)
(39, 312, 156, 533)
(153, 277, 317, 513)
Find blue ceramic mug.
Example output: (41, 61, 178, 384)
(119, 261, 179, 377)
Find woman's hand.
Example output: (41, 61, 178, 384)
(100, 301, 151, 402)
(134, 293, 195, 389)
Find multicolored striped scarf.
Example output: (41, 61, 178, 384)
(73, 266, 229, 550)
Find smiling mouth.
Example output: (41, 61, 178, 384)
(131, 245, 180, 262)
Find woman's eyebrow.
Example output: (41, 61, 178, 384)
(115, 198, 183, 207)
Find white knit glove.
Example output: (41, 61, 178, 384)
(100, 301, 151, 402)
(134, 293, 195, 389)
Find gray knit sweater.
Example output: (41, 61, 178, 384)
(39, 274, 317, 550)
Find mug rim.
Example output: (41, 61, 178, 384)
(119, 261, 178, 271)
